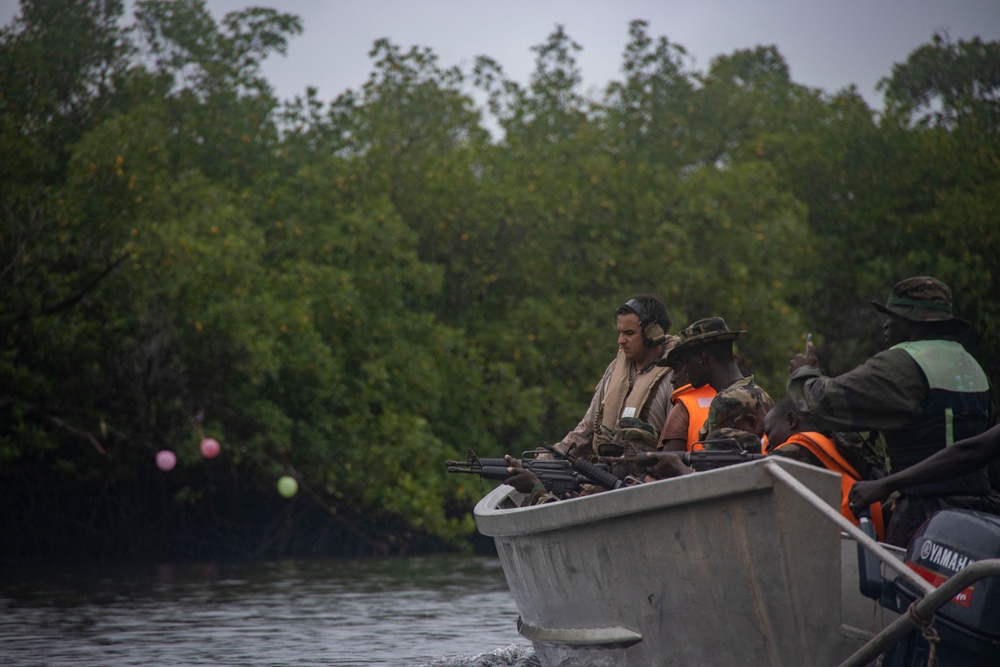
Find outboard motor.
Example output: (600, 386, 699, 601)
(875, 509, 1000, 667)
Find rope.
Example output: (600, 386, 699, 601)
(906, 601, 941, 667)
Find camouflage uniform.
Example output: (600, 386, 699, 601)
(788, 354, 936, 436)
(787, 276, 999, 546)
(523, 488, 563, 507)
(599, 416, 659, 453)
(699, 375, 775, 442)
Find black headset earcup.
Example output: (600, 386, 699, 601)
(643, 323, 666, 347)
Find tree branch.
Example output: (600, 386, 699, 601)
(42, 253, 128, 316)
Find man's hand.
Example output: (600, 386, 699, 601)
(789, 339, 819, 374)
(848, 478, 891, 516)
(641, 451, 695, 480)
(504, 454, 544, 494)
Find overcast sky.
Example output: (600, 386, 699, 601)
(3, 0, 999, 110)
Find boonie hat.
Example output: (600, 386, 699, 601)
(660, 317, 746, 366)
(709, 384, 772, 431)
(614, 417, 658, 448)
(597, 418, 658, 457)
(871, 276, 969, 331)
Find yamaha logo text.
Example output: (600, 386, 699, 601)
(918, 539, 976, 573)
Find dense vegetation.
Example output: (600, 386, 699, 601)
(2, 0, 998, 562)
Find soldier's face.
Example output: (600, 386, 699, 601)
(679, 352, 709, 388)
(617, 313, 645, 362)
(669, 365, 689, 390)
(763, 407, 793, 449)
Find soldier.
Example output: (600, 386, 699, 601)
(657, 361, 716, 452)
(788, 276, 1000, 547)
(553, 294, 680, 458)
(658, 317, 774, 442)
(765, 397, 885, 538)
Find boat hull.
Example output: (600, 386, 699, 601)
(475, 457, 897, 666)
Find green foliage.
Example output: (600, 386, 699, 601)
(2, 3, 998, 560)
(880, 32, 1000, 130)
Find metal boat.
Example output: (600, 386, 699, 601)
(474, 457, 899, 666)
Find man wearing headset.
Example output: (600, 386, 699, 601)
(552, 293, 680, 458)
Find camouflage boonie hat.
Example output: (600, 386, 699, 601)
(709, 383, 773, 431)
(614, 417, 657, 448)
(660, 317, 746, 366)
(597, 418, 657, 457)
(701, 428, 763, 454)
(871, 276, 969, 331)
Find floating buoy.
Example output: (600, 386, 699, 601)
(277, 476, 298, 498)
(200, 438, 221, 459)
(156, 450, 177, 471)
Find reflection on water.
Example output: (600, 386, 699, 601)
(0, 554, 537, 666)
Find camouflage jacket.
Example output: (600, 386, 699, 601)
(787, 347, 931, 435)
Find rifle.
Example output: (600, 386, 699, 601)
(446, 444, 626, 495)
(681, 448, 766, 471)
(598, 440, 766, 473)
(537, 443, 625, 490)
(446, 449, 584, 496)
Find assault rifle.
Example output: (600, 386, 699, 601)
(598, 439, 766, 473)
(683, 448, 766, 471)
(537, 442, 625, 490)
(446, 444, 625, 495)
(446, 449, 583, 496)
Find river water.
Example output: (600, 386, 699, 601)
(0, 554, 539, 666)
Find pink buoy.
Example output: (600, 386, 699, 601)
(200, 438, 221, 459)
(156, 450, 177, 471)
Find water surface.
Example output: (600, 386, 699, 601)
(0, 554, 537, 666)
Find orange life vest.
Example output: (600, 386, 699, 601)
(670, 383, 716, 451)
(771, 432, 886, 541)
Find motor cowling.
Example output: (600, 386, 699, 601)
(885, 508, 1000, 667)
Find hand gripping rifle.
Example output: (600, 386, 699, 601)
(537, 443, 625, 490)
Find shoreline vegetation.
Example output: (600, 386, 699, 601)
(1, 1, 998, 563)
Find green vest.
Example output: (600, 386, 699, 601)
(889, 339, 991, 495)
